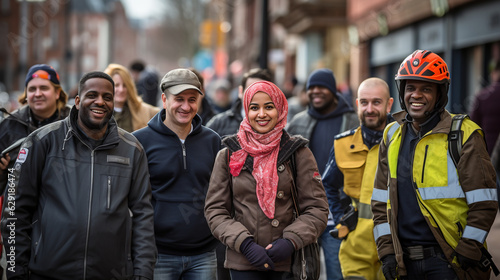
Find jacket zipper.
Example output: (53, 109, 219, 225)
(182, 143, 187, 170)
(411, 132, 449, 249)
(83, 149, 95, 279)
(107, 176, 111, 210)
(456, 222, 463, 237)
(67, 125, 117, 279)
(421, 145, 429, 183)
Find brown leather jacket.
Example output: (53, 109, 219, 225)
(204, 132, 329, 271)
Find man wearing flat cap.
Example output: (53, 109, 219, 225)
(0, 64, 70, 196)
(133, 68, 221, 280)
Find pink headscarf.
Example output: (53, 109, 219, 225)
(229, 80, 288, 219)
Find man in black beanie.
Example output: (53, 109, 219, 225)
(286, 68, 358, 280)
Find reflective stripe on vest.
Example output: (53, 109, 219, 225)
(358, 202, 372, 219)
(371, 188, 388, 203)
(463, 225, 488, 244)
(374, 222, 391, 242)
(466, 188, 498, 205)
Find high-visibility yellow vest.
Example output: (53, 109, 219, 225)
(384, 118, 488, 250)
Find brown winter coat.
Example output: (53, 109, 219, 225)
(204, 132, 329, 271)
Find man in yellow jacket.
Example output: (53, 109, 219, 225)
(372, 50, 498, 280)
(323, 77, 393, 279)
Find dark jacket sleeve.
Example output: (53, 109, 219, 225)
(1, 133, 45, 278)
(322, 144, 345, 224)
(128, 144, 157, 279)
(455, 131, 498, 260)
(371, 130, 394, 260)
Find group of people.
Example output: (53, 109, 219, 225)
(0, 49, 498, 280)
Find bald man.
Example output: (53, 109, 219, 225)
(323, 78, 393, 280)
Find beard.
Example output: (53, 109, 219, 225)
(79, 106, 113, 131)
(361, 111, 386, 130)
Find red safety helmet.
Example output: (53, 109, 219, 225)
(395, 50, 450, 111)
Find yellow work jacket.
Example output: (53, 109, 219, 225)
(334, 127, 368, 202)
(384, 119, 484, 248)
(371, 110, 498, 279)
(335, 127, 384, 279)
(384, 116, 486, 259)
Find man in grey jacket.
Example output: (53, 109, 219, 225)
(1, 71, 156, 280)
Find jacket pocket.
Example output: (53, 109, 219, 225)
(337, 158, 365, 199)
(421, 145, 429, 183)
(99, 174, 129, 212)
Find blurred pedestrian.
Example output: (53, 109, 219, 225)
(206, 68, 273, 138)
(470, 59, 500, 155)
(205, 80, 329, 279)
(1, 71, 156, 279)
(323, 77, 393, 279)
(210, 79, 233, 114)
(286, 68, 358, 280)
(130, 60, 160, 107)
(133, 68, 221, 280)
(287, 83, 308, 122)
(372, 50, 497, 280)
(188, 67, 215, 125)
(104, 63, 159, 132)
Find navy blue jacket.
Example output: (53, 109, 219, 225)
(133, 110, 221, 255)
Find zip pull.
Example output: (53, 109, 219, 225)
(182, 143, 187, 170)
(107, 176, 111, 210)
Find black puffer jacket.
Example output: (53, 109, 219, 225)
(1, 106, 156, 279)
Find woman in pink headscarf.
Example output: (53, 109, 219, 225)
(205, 80, 329, 279)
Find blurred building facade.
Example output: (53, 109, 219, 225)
(215, 0, 499, 113)
(348, 0, 500, 113)
(0, 0, 138, 100)
(2, 0, 499, 114)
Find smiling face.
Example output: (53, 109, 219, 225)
(403, 79, 438, 126)
(162, 89, 199, 129)
(307, 85, 337, 114)
(247, 91, 279, 134)
(75, 77, 114, 139)
(26, 77, 60, 120)
(356, 79, 393, 131)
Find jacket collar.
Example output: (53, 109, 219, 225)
(393, 110, 452, 137)
(223, 130, 309, 172)
(65, 105, 120, 149)
(148, 108, 203, 138)
(228, 98, 243, 119)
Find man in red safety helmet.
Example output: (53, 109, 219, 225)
(371, 50, 498, 280)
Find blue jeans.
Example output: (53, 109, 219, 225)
(229, 269, 293, 280)
(402, 248, 458, 280)
(154, 250, 217, 280)
(319, 225, 343, 280)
